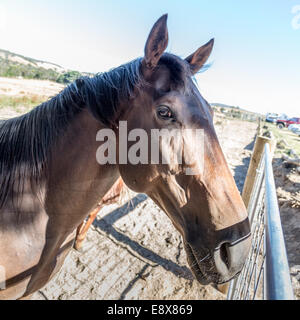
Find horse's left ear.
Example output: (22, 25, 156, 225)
(143, 14, 169, 70)
(185, 39, 214, 75)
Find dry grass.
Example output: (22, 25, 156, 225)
(0, 94, 46, 113)
(263, 122, 300, 157)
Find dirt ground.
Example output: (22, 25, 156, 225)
(0, 77, 64, 98)
(0, 78, 298, 300)
(273, 159, 300, 299)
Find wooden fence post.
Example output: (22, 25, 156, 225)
(257, 117, 262, 136)
(242, 135, 276, 208)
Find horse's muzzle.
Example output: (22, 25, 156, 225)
(185, 227, 251, 285)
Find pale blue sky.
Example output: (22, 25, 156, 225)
(0, 0, 299, 116)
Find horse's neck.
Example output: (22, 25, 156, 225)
(46, 109, 120, 231)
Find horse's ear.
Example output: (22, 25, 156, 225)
(185, 39, 214, 75)
(143, 14, 168, 70)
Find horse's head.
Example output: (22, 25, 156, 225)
(118, 15, 251, 285)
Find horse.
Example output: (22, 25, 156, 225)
(0, 15, 251, 300)
(74, 177, 125, 251)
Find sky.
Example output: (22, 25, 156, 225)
(0, 0, 300, 116)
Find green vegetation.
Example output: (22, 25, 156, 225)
(56, 71, 82, 84)
(0, 95, 46, 113)
(0, 58, 85, 84)
(0, 58, 60, 81)
(0, 49, 88, 84)
(230, 109, 242, 119)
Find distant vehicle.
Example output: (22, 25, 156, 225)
(276, 117, 300, 129)
(288, 124, 300, 132)
(265, 113, 279, 123)
(291, 127, 300, 136)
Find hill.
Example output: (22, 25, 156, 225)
(211, 102, 263, 122)
(0, 49, 90, 84)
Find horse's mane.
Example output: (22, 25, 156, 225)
(0, 53, 189, 209)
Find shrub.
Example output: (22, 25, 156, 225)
(56, 71, 82, 84)
(0, 58, 84, 84)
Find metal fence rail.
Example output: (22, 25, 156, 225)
(227, 143, 294, 300)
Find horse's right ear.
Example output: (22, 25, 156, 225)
(143, 14, 168, 71)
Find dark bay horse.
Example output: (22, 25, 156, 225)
(0, 15, 251, 299)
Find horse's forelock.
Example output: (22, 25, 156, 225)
(158, 53, 191, 92)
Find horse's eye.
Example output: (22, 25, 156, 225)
(157, 106, 174, 120)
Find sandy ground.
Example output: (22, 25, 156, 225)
(0, 77, 64, 97)
(0, 77, 298, 300)
(0, 77, 64, 120)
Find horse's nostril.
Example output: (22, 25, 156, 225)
(213, 234, 251, 283)
(219, 243, 230, 269)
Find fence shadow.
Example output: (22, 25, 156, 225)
(92, 194, 193, 281)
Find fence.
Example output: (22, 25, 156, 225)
(227, 141, 294, 300)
